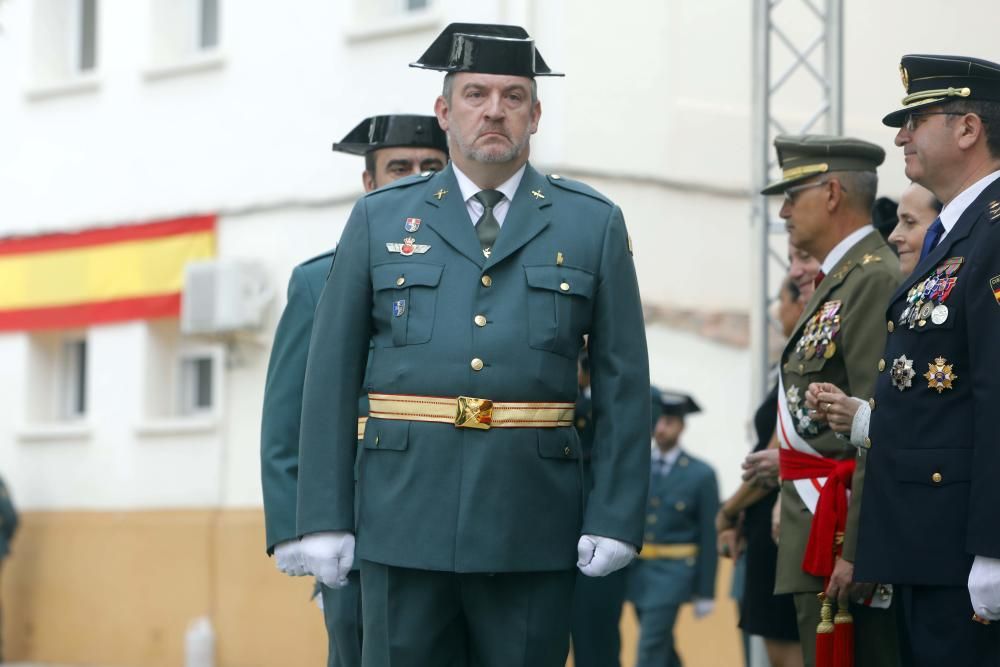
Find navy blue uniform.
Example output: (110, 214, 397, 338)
(856, 176, 1000, 666)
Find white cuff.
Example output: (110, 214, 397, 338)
(850, 398, 871, 449)
(969, 555, 1000, 621)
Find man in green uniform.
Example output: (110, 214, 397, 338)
(626, 389, 718, 667)
(294, 23, 650, 666)
(260, 114, 447, 667)
(763, 135, 901, 667)
(0, 475, 17, 663)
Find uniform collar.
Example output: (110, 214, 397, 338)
(651, 444, 682, 466)
(821, 224, 874, 274)
(452, 162, 527, 206)
(939, 169, 1000, 236)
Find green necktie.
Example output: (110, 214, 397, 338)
(474, 189, 504, 257)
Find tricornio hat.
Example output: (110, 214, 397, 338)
(409, 22, 562, 77)
(332, 115, 448, 156)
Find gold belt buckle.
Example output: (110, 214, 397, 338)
(455, 396, 493, 429)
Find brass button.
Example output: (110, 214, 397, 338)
(649, 497, 661, 507)
(864, 436, 872, 449)
(869, 398, 876, 410)
(474, 314, 487, 327)
(932, 472, 943, 484)
(647, 514, 658, 525)
(470, 358, 484, 371)
(563, 446, 572, 457)
(481, 275, 492, 287)
(576, 418, 586, 429)
(887, 320, 895, 333)
(878, 359, 886, 372)
(560, 281, 570, 292)
(685, 557, 696, 566)
(674, 501, 686, 511)
(396, 276, 406, 286)
(799, 364, 805, 373)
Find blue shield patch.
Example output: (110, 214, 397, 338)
(393, 299, 406, 317)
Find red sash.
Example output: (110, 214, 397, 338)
(780, 448, 856, 577)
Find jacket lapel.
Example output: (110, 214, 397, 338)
(787, 230, 884, 350)
(483, 164, 552, 268)
(421, 165, 485, 269)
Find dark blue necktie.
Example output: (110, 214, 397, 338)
(919, 217, 945, 262)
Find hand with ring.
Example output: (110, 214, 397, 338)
(806, 382, 859, 434)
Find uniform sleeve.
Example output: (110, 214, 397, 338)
(583, 206, 651, 548)
(0, 480, 17, 548)
(965, 221, 1000, 557)
(839, 269, 898, 561)
(297, 202, 373, 537)
(260, 266, 317, 553)
(695, 466, 720, 600)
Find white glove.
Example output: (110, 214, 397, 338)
(273, 539, 307, 577)
(300, 531, 355, 588)
(968, 555, 1000, 621)
(693, 598, 715, 619)
(577, 535, 636, 577)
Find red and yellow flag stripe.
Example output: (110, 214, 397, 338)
(0, 216, 215, 331)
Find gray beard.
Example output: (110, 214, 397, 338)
(453, 130, 528, 164)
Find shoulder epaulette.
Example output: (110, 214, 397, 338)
(364, 171, 435, 198)
(546, 173, 613, 206)
(299, 247, 336, 269)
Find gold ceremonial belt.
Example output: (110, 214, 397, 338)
(357, 417, 368, 441)
(367, 393, 575, 430)
(639, 543, 699, 560)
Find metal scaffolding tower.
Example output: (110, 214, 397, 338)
(750, 0, 844, 402)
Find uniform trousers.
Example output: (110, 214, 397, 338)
(360, 560, 575, 667)
(792, 592, 900, 667)
(321, 571, 363, 667)
(896, 585, 1000, 667)
(633, 603, 681, 667)
(571, 568, 626, 667)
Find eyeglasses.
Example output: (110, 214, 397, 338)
(783, 179, 846, 204)
(903, 111, 964, 132)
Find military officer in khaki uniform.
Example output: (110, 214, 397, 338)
(293, 23, 650, 667)
(762, 135, 901, 667)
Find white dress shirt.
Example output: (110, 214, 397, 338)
(938, 169, 1000, 239)
(452, 163, 527, 228)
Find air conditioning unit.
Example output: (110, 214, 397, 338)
(181, 259, 273, 334)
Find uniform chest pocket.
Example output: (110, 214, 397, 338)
(373, 262, 443, 346)
(524, 265, 595, 359)
(784, 355, 829, 377)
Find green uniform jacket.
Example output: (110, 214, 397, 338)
(261, 250, 338, 553)
(775, 229, 899, 594)
(297, 163, 650, 572)
(0, 476, 17, 560)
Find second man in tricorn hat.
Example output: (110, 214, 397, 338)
(763, 134, 901, 667)
(295, 22, 650, 666)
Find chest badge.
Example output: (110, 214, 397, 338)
(890, 355, 916, 391)
(990, 275, 1000, 307)
(386, 237, 430, 255)
(434, 189, 448, 200)
(531, 189, 545, 199)
(404, 217, 421, 232)
(924, 357, 958, 393)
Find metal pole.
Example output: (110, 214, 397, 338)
(750, 0, 772, 404)
(825, 0, 844, 135)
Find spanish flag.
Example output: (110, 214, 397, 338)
(0, 215, 215, 331)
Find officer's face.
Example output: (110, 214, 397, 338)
(435, 73, 541, 167)
(786, 242, 820, 303)
(363, 147, 448, 192)
(653, 415, 685, 450)
(889, 183, 938, 275)
(894, 106, 966, 191)
(779, 177, 837, 258)
(775, 279, 804, 338)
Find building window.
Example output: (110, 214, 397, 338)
(77, 0, 98, 72)
(142, 320, 222, 423)
(25, 331, 89, 424)
(198, 0, 220, 50)
(60, 338, 88, 419)
(29, 0, 101, 88)
(404, 0, 429, 10)
(179, 354, 214, 415)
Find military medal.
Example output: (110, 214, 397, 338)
(991, 200, 1000, 220)
(931, 304, 949, 325)
(924, 356, 957, 393)
(404, 217, 421, 232)
(386, 237, 431, 255)
(890, 355, 915, 391)
(991, 275, 1000, 307)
